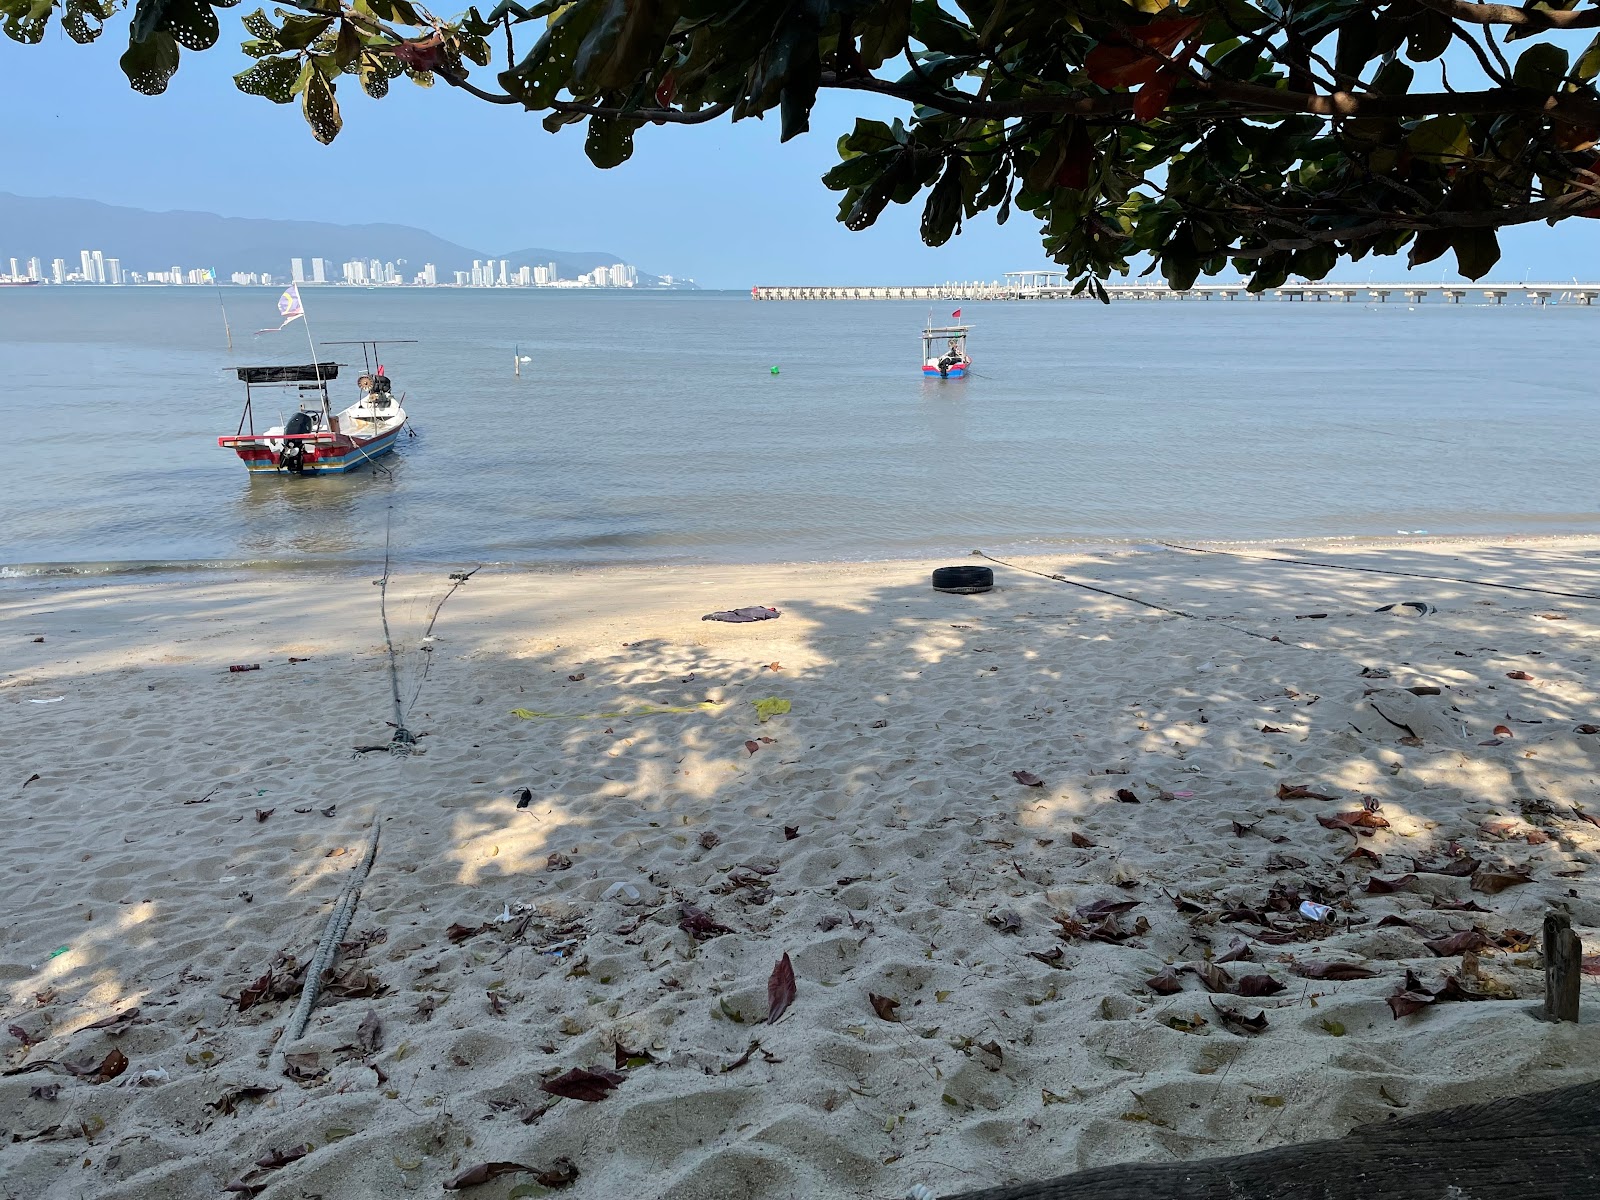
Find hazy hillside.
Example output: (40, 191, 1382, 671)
(0, 193, 678, 283)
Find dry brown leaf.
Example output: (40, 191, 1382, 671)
(868, 993, 901, 1022)
(539, 1067, 624, 1102)
(767, 952, 798, 1024)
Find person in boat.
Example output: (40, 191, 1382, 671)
(936, 337, 966, 374)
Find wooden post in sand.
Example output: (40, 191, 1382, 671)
(1543, 912, 1581, 1023)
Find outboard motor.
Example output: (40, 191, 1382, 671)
(279, 411, 315, 473)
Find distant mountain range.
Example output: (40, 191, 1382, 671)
(0, 192, 689, 285)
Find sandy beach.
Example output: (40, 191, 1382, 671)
(3, 538, 1599, 1199)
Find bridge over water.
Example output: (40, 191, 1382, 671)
(752, 274, 1600, 305)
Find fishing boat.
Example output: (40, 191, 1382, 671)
(921, 320, 971, 378)
(217, 339, 413, 475)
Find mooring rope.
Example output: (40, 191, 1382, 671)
(267, 824, 381, 1071)
(973, 551, 1291, 645)
(1160, 541, 1600, 602)
(266, 519, 478, 1069)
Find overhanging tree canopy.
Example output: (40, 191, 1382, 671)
(10, 0, 1600, 292)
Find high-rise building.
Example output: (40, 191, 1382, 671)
(291, 258, 305, 283)
(311, 258, 328, 284)
(454, 270, 470, 286)
(92, 250, 106, 284)
(51, 258, 66, 284)
(104, 258, 122, 285)
(171, 265, 184, 285)
(26, 257, 41, 281)
(497, 260, 509, 287)
(548, 261, 558, 282)
(421, 263, 437, 286)
(7, 257, 17, 279)
(80, 249, 95, 283)
(533, 266, 550, 286)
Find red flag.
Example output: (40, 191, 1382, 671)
(951, 308, 961, 319)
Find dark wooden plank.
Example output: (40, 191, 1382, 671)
(1544, 913, 1582, 1023)
(946, 1080, 1600, 1200)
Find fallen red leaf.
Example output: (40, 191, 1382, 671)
(254, 1144, 311, 1170)
(1115, 788, 1141, 804)
(1506, 671, 1533, 681)
(678, 904, 734, 941)
(1278, 783, 1337, 801)
(1070, 831, 1096, 848)
(1147, 965, 1183, 995)
(1291, 960, 1378, 981)
(1012, 770, 1045, 787)
(1424, 929, 1489, 957)
(868, 992, 901, 1022)
(1493, 725, 1513, 739)
(744, 740, 760, 756)
(1471, 868, 1534, 894)
(539, 1067, 624, 1102)
(1318, 810, 1391, 835)
(444, 1162, 535, 1190)
(1209, 999, 1268, 1036)
(767, 952, 797, 1025)
(1364, 874, 1418, 894)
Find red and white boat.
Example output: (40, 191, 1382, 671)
(218, 340, 412, 476)
(921, 319, 971, 379)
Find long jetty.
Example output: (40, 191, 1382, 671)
(752, 274, 1600, 304)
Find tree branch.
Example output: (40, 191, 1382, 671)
(821, 71, 1600, 127)
(1411, 0, 1600, 30)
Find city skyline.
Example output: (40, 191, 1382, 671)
(1, 248, 666, 288)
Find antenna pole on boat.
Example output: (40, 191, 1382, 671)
(214, 271, 233, 352)
(297, 292, 330, 422)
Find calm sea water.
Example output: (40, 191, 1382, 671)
(3, 286, 1597, 574)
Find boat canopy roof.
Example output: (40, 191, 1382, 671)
(922, 325, 970, 338)
(236, 363, 339, 384)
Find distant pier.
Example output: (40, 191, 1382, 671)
(752, 272, 1600, 305)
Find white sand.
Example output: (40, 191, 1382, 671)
(3, 539, 1600, 1199)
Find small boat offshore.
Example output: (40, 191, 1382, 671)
(922, 315, 971, 378)
(217, 341, 411, 476)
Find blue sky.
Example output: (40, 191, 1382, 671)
(0, 17, 1593, 288)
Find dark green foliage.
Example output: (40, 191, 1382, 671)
(15, 0, 1600, 286)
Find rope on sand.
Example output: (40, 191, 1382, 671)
(1160, 541, 1600, 602)
(267, 519, 478, 1068)
(267, 824, 380, 1071)
(973, 551, 1291, 645)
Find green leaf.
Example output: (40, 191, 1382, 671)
(301, 68, 342, 143)
(583, 115, 636, 168)
(920, 158, 963, 247)
(1513, 43, 1568, 92)
(1333, 11, 1376, 84)
(276, 12, 333, 51)
(1406, 115, 1471, 162)
(62, 0, 117, 44)
(1404, 9, 1451, 62)
(333, 18, 361, 71)
(235, 54, 301, 103)
(1407, 228, 1451, 268)
(159, 0, 219, 52)
(1452, 227, 1500, 280)
(120, 28, 181, 94)
(1577, 33, 1600, 83)
(1371, 57, 1413, 96)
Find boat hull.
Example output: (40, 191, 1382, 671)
(922, 364, 969, 377)
(225, 425, 404, 475)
